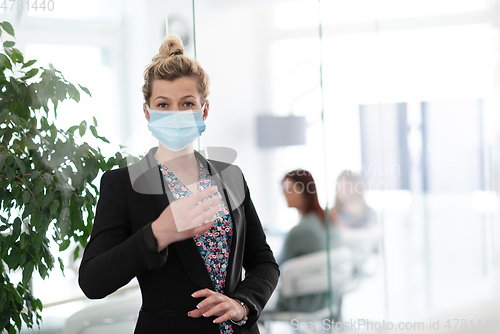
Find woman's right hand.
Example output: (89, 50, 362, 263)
(151, 186, 222, 251)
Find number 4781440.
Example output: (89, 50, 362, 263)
(0, 0, 55, 11)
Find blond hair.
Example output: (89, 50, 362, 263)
(142, 35, 210, 106)
(333, 170, 367, 212)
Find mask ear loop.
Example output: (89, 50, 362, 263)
(197, 102, 207, 152)
(201, 102, 208, 120)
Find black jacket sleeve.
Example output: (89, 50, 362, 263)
(78, 169, 166, 299)
(228, 174, 280, 329)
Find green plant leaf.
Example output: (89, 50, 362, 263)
(33, 181, 44, 196)
(58, 239, 70, 252)
(78, 84, 91, 97)
(89, 125, 98, 138)
(0, 21, 15, 37)
(12, 217, 21, 240)
(49, 200, 60, 215)
(14, 156, 26, 175)
(0, 108, 9, 123)
(67, 83, 80, 102)
(21, 59, 36, 69)
(0, 53, 12, 70)
(33, 297, 43, 312)
(22, 261, 34, 285)
(6, 249, 20, 269)
(43, 173, 53, 185)
(67, 125, 78, 135)
(58, 257, 65, 272)
(30, 170, 41, 180)
(0, 153, 6, 170)
(41, 193, 54, 208)
(22, 191, 31, 205)
(20, 233, 29, 249)
(73, 247, 80, 261)
(10, 77, 20, 94)
(10, 48, 23, 63)
(79, 120, 87, 136)
(22, 199, 36, 220)
(21, 68, 39, 80)
(38, 264, 47, 279)
(6, 166, 14, 183)
(19, 251, 26, 266)
(3, 40, 15, 47)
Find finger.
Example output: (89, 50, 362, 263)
(172, 201, 220, 233)
(190, 218, 215, 236)
(187, 206, 220, 235)
(187, 304, 212, 318)
(191, 186, 220, 203)
(187, 194, 221, 224)
(191, 192, 222, 212)
(213, 314, 235, 324)
(213, 307, 240, 324)
(195, 294, 226, 310)
(193, 202, 221, 224)
(191, 288, 215, 299)
(200, 301, 231, 318)
(190, 201, 221, 224)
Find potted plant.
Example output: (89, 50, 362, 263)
(0, 21, 135, 333)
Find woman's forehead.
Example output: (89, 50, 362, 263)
(151, 77, 201, 100)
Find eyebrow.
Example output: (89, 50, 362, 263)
(153, 95, 197, 101)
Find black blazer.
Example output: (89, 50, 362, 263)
(78, 147, 279, 334)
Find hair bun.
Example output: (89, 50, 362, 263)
(143, 34, 210, 106)
(152, 35, 185, 62)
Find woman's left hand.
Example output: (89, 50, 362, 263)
(188, 288, 247, 324)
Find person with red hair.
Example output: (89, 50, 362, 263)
(275, 169, 328, 312)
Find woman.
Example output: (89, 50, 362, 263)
(78, 36, 279, 334)
(330, 170, 377, 229)
(275, 169, 327, 312)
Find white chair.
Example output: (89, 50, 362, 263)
(260, 247, 355, 332)
(338, 228, 381, 278)
(63, 291, 141, 334)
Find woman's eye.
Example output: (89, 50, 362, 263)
(183, 102, 195, 107)
(157, 103, 168, 108)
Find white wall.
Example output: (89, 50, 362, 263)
(194, 3, 280, 229)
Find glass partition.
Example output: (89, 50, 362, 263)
(188, 0, 499, 330)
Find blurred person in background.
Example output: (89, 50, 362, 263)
(328, 170, 379, 279)
(274, 169, 328, 312)
(329, 170, 377, 230)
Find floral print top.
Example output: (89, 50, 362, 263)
(157, 158, 234, 334)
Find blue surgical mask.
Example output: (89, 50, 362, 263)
(146, 105, 206, 151)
